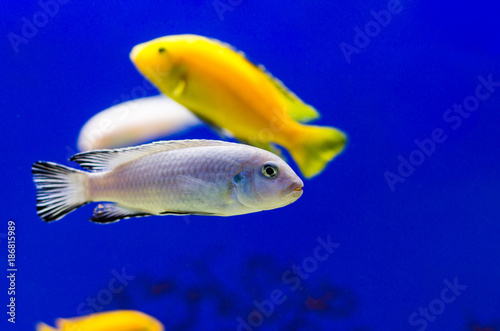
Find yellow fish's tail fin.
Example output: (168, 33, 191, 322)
(36, 323, 57, 331)
(289, 125, 347, 178)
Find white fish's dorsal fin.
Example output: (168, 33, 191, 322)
(70, 139, 240, 171)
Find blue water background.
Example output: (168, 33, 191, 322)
(2, 1, 500, 330)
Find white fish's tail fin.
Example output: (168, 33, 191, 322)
(32, 161, 90, 222)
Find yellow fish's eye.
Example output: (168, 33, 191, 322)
(262, 163, 279, 179)
(158, 47, 166, 54)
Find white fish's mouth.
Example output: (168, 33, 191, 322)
(283, 182, 303, 197)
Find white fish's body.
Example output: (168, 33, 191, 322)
(32, 140, 303, 223)
(90, 145, 257, 215)
(77, 95, 201, 151)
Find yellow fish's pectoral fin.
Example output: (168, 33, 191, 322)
(289, 125, 347, 178)
(172, 77, 186, 97)
(161, 63, 187, 97)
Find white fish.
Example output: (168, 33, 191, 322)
(77, 95, 201, 151)
(32, 140, 303, 223)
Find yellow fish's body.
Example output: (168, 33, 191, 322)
(36, 310, 164, 331)
(130, 34, 346, 178)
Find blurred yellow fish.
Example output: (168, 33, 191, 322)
(36, 310, 164, 331)
(130, 34, 346, 178)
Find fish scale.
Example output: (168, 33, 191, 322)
(90, 146, 249, 213)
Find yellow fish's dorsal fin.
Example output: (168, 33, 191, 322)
(205, 36, 320, 123)
(255, 63, 320, 123)
(69, 139, 245, 171)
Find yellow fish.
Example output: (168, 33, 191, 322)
(36, 310, 164, 331)
(130, 34, 346, 178)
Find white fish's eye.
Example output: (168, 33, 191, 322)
(261, 163, 279, 179)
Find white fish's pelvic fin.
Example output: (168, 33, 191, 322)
(90, 204, 153, 224)
(70, 140, 242, 171)
(32, 162, 89, 222)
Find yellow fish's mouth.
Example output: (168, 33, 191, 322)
(129, 42, 148, 65)
(129, 39, 177, 88)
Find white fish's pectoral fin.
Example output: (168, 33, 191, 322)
(90, 203, 153, 224)
(176, 175, 229, 207)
